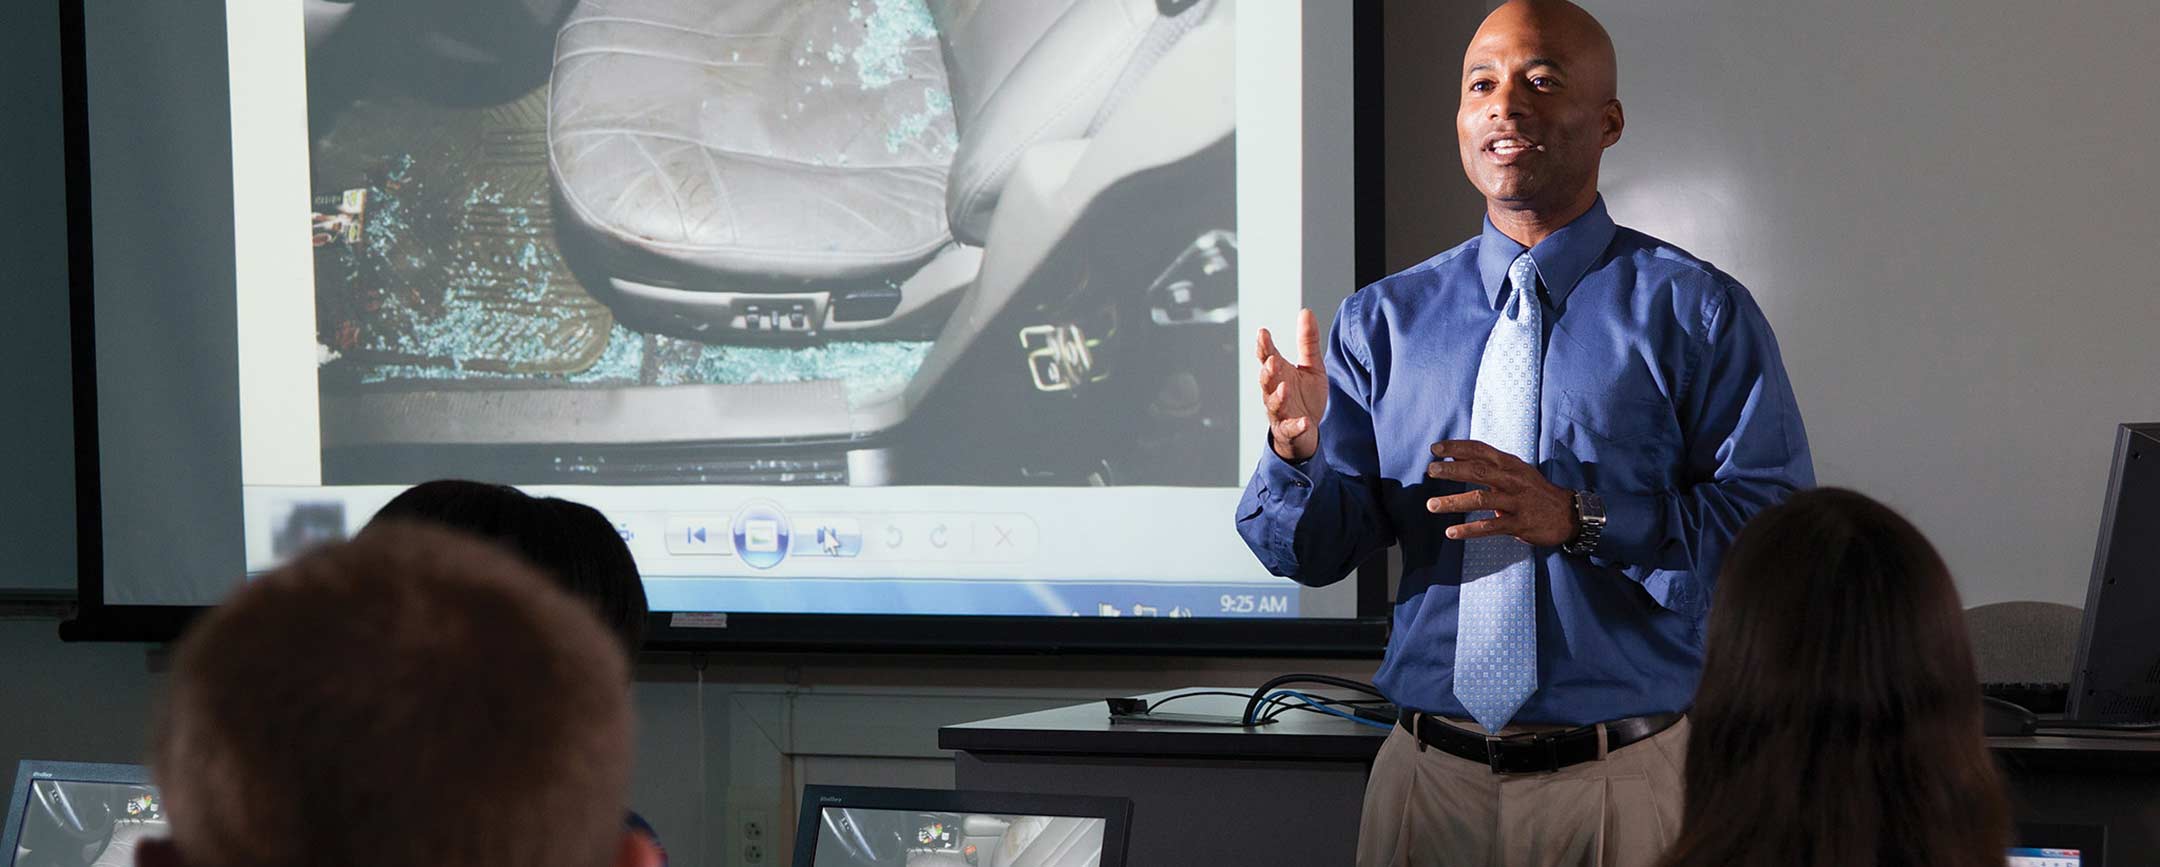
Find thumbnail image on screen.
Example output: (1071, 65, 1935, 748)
(814, 807, 1104, 867)
(12, 782, 164, 867)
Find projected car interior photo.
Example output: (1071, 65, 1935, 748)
(11, 782, 164, 867)
(303, 0, 1240, 487)
(814, 808, 1105, 867)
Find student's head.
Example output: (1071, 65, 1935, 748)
(140, 523, 643, 867)
(367, 479, 647, 652)
(1661, 488, 2009, 867)
(1456, 0, 1623, 221)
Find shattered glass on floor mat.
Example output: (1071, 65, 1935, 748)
(309, 82, 934, 405)
(357, 326, 932, 407)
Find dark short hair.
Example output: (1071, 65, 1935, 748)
(367, 480, 648, 651)
(1659, 487, 2010, 867)
(154, 523, 633, 867)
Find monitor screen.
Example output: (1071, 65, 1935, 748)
(2, 765, 161, 867)
(811, 807, 1104, 867)
(65, 0, 1383, 647)
(2006, 848, 2083, 867)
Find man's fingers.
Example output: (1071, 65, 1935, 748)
(1263, 381, 1289, 416)
(1296, 308, 1324, 371)
(1426, 459, 1498, 486)
(1424, 490, 1515, 515)
(1444, 515, 1518, 541)
(1260, 357, 1289, 397)
(1257, 327, 1281, 364)
(1431, 440, 1511, 466)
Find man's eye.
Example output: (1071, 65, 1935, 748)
(1470, 80, 1494, 93)
(1531, 76, 1558, 88)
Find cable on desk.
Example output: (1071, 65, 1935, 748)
(1263, 690, 1394, 731)
(1242, 674, 1387, 726)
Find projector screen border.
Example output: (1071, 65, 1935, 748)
(59, 0, 1391, 657)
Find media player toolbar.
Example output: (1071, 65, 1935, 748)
(644, 502, 1038, 569)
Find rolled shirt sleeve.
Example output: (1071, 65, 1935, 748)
(1235, 293, 1397, 588)
(1596, 279, 1814, 609)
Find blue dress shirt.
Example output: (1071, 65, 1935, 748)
(1237, 197, 1813, 725)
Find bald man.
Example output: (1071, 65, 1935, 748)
(1236, 2, 1812, 864)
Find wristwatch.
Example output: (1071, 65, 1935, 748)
(1562, 490, 1606, 556)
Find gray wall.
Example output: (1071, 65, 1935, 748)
(1588, 0, 2160, 606)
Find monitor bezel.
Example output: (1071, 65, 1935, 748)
(2067, 422, 2160, 721)
(791, 784, 1133, 867)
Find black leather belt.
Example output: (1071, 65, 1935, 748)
(1399, 711, 1683, 775)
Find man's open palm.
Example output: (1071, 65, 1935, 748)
(1258, 308, 1328, 462)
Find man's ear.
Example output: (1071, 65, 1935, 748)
(1602, 99, 1626, 148)
(614, 830, 666, 867)
(136, 837, 187, 867)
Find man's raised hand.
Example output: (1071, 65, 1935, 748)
(1258, 308, 1328, 462)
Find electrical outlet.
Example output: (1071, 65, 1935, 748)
(739, 810, 773, 866)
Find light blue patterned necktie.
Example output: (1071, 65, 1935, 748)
(1453, 251, 1543, 733)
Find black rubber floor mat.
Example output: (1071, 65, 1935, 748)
(312, 86, 616, 376)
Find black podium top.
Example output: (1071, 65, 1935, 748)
(940, 688, 1386, 760)
(1991, 731, 2160, 772)
(941, 687, 2160, 771)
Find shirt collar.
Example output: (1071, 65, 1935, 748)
(1474, 195, 1618, 310)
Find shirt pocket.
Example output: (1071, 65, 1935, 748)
(1552, 389, 1681, 492)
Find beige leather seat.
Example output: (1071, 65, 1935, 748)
(547, 0, 1217, 337)
(991, 815, 1103, 867)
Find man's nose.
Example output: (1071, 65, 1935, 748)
(1488, 79, 1532, 120)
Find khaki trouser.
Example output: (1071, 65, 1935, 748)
(1354, 716, 1689, 867)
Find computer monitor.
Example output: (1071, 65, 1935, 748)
(2068, 422, 2160, 722)
(792, 785, 1130, 867)
(0, 761, 161, 867)
(2010, 821, 2106, 867)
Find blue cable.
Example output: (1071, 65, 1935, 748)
(1256, 689, 1392, 724)
(1265, 689, 1393, 731)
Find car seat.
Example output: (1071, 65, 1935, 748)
(546, 0, 1218, 339)
(990, 815, 1102, 867)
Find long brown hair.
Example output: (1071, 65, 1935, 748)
(1659, 488, 2010, 867)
